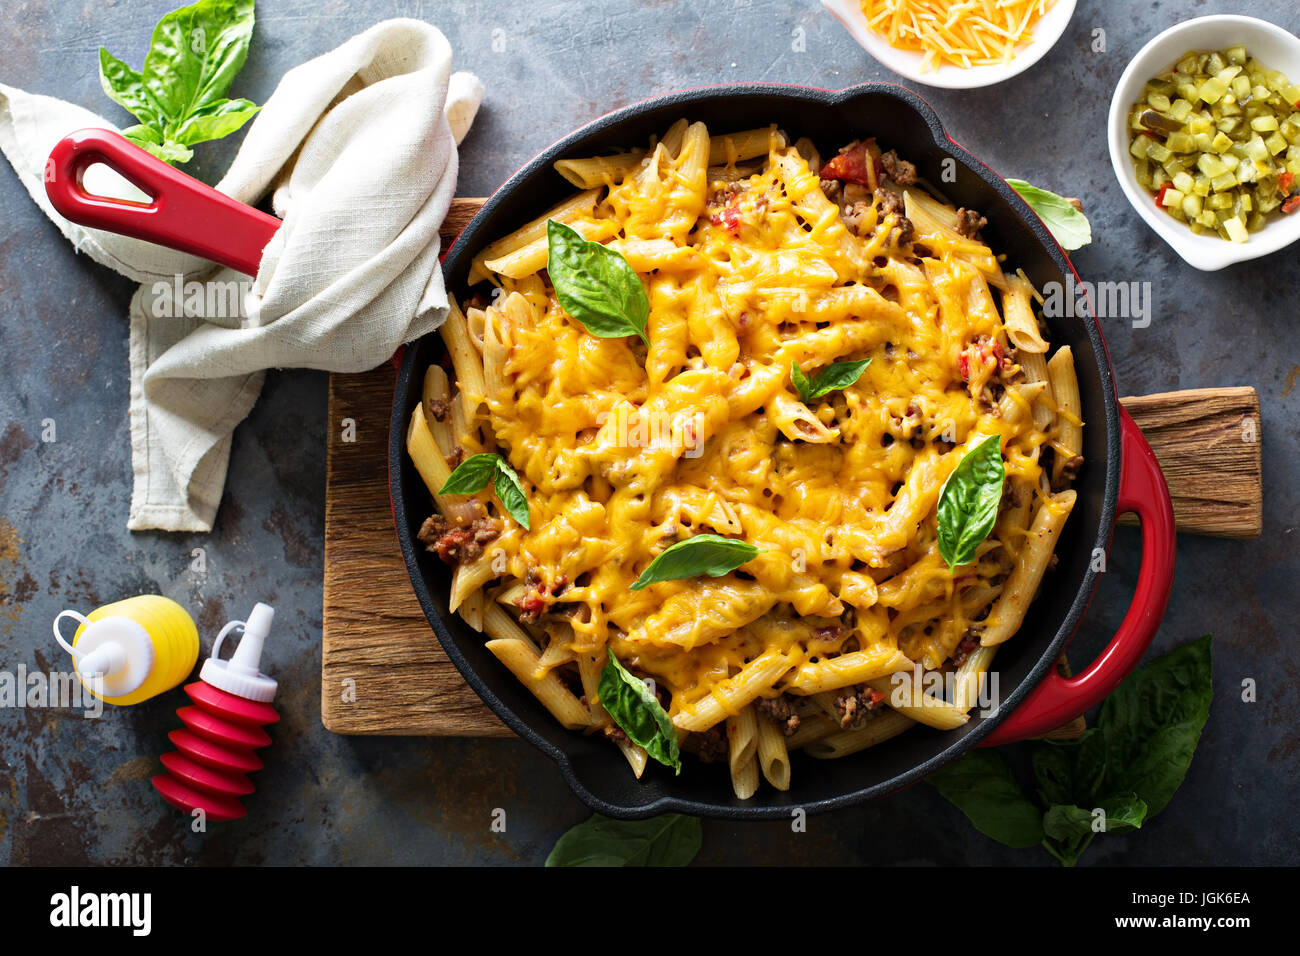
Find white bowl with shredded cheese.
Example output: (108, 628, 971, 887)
(823, 0, 1077, 90)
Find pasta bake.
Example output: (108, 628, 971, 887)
(406, 121, 1082, 798)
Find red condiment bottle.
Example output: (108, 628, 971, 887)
(152, 603, 279, 822)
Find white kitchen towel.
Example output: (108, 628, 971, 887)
(0, 19, 483, 531)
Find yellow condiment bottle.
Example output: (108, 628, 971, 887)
(53, 595, 200, 705)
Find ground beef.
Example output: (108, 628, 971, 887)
(427, 398, 449, 422)
(820, 178, 843, 204)
(952, 629, 982, 667)
(1053, 455, 1085, 491)
(756, 695, 801, 737)
(688, 724, 728, 764)
(833, 684, 887, 729)
(879, 149, 918, 185)
(955, 207, 988, 239)
(518, 571, 569, 624)
(417, 514, 499, 565)
(603, 724, 629, 746)
(840, 200, 872, 236)
(448, 445, 465, 469)
(875, 188, 914, 247)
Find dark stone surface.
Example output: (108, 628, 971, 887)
(0, 0, 1295, 865)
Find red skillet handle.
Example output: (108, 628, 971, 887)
(980, 406, 1176, 746)
(44, 127, 279, 277)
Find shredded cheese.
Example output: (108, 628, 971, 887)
(860, 0, 1056, 71)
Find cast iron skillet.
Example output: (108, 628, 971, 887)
(44, 85, 1177, 819)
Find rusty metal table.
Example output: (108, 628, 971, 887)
(0, 0, 1295, 865)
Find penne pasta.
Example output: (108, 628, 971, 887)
(408, 120, 1086, 796)
(727, 707, 761, 800)
(469, 188, 600, 283)
(804, 710, 915, 759)
(553, 151, 645, 188)
(783, 647, 913, 696)
(707, 125, 783, 166)
(440, 297, 486, 419)
(485, 636, 591, 729)
(755, 714, 792, 791)
(1047, 345, 1084, 480)
(866, 674, 970, 730)
(1001, 273, 1049, 353)
(981, 491, 1078, 646)
(673, 649, 795, 733)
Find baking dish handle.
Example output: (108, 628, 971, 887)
(980, 407, 1176, 746)
(44, 127, 279, 277)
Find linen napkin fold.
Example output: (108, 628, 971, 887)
(0, 18, 483, 531)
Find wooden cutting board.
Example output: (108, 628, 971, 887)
(320, 198, 1263, 737)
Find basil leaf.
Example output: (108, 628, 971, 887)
(174, 97, 261, 146)
(123, 127, 194, 164)
(1041, 804, 1096, 867)
(492, 459, 531, 530)
(599, 652, 681, 774)
(927, 750, 1045, 848)
(1005, 179, 1092, 251)
(438, 453, 499, 495)
(1031, 727, 1109, 808)
(1096, 634, 1212, 818)
(1096, 792, 1147, 834)
(629, 533, 763, 591)
(99, 0, 259, 166)
(545, 813, 701, 867)
(546, 219, 650, 344)
(99, 49, 164, 130)
(936, 435, 1005, 569)
(438, 453, 531, 530)
(791, 358, 871, 403)
(934, 637, 1211, 867)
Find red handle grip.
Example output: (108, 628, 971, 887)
(980, 406, 1176, 746)
(44, 127, 279, 277)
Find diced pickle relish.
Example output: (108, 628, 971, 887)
(1127, 46, 1300, 242)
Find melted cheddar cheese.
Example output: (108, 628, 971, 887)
(447, 124, 1063, 732)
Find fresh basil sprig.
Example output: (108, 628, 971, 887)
(630, 533, 763, 591)
(1005, 179, 1092, 251)
(438, 453, 530, 530)
(936, 435, 1005, 569)
(791, 358, 871, 404)
(546, 813, 701, 866)
(546, 220, 650, 344)
(99, 0, 260, 165)
(599, 652, 681, 774)
(929, 634, 1212, 866)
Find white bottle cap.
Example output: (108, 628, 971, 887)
(53, 610, 154, 699)
(200, 602, 278, 702)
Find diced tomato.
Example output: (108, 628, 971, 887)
(867, 688, 885, 705)
(958, 353, 970, 380)
(710, 200, 741, 232)
(992, 341, 1005, 364)
(1154, 183, 1172, 207)
(1280, 171, 1295, 194)
(819, 139, 878, 188)
(1283, 195, 1300, 214)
